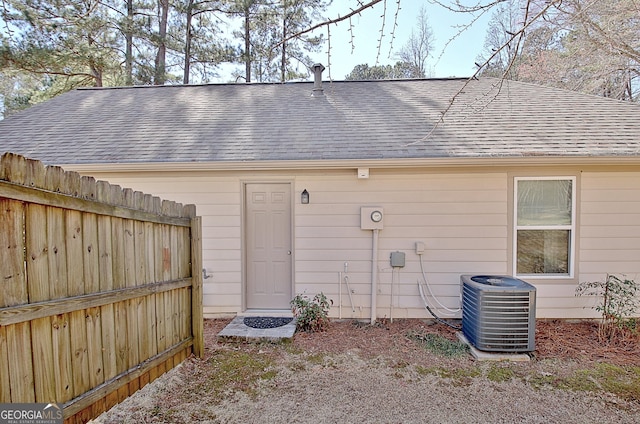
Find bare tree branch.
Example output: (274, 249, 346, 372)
(274, 0, 384, 47)
(428, 0, 508, 14)
(375, 0, 388, 65)
(408, 0, 560, 145)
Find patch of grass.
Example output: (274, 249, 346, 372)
(283, 344, 304, 355)
(287, 352, 329, 371)
(415, 365, 438, 376)
(306, 352, 327, 365)
(526, 363, 640, 402)
(563, 363, 640, 401)
(196, 350, 277, 398)
(439, 366, 482, 380)
(416, 365, 482, 382)
(261, 369, 278, 380)
(486, 363, 516, 382)
(440, 366, 482, 387)
(406, 331, 470, 358)
(527, 372, 557, 390)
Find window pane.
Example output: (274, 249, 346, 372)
(517, 230, 570, 274)
(517, 180, 572, 226)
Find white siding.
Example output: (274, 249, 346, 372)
(579, 172, 640, 315)
(78, 167, 640, 320)
(293, 171, 508, 320)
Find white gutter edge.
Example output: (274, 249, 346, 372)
(59, 156, 640, 173)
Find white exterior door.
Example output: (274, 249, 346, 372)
(245, 183, 293, 309)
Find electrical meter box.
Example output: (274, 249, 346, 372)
(360, 207, 384, 230)
(390, 251, 405, 267)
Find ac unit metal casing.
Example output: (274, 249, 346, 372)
(461, 275, 536, 352)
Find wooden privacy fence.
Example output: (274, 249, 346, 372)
(0, 153, 203, 423)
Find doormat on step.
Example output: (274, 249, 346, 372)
(243, 317, 293, 329)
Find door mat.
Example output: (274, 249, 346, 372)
(243, 316, 293, 329)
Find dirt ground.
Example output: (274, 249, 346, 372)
(92, 318, 640, 424)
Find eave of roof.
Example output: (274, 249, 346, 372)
(60, 155, 640, 174)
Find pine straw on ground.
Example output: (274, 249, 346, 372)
(534, 320, 640, 366)
(206, 318, 640, 366)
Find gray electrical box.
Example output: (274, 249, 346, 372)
(390, 251, 405, 267)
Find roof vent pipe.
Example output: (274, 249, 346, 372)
(311, 63, 325, 96)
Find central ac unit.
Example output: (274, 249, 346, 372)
(461, 275, 536, 353)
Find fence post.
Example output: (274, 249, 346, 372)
(189, 213, 204, 358)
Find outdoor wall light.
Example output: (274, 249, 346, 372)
(301, 189, 309, 204)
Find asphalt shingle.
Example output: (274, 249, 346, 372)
(1, 77, 639, 165)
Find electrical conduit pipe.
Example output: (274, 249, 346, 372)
(371, 228, 379, 324)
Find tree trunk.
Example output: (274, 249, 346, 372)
(88, 35, 103, 87)
(280, 17, 286, 82)
(125, 0, 133, 85)
(244, 6, 251, 82)
(184, 0, 194, 84)
(155, 0, 169, 85)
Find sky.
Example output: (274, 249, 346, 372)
(217, 0, 493, 82)
(306, 0, 493, 80)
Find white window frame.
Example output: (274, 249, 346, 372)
(513, 176, 576, 279)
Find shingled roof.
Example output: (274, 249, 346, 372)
(1, 77, 640, 166)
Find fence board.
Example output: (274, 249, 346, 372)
(123, 217, 140, 376)
(85, 307, 105, 389)
(7, 322, 35, 402)
(27, 203, 50, 302)
(69, 309, 90, 399)
(66, 208, 90, 403)
(156, 292, 167, 354)
(136, 296, 150, 364)
(52, 313, 74, 403)
(114, 301, 129, 375)
(98, 212, 117, 382)
(146, 221, 158, 360)
(101, 303, 117, 382)
(48, 206, 68, 300)
(112, 218, 126, 290)
(123, 219, 136, 288)
(0, 326, 10, 402)
(0, 198, 27, 307)
(97, 215, 113, 292)
(30, 317, 55, 402)
(0, 153, 201, 423)
(0, 152, 26, 183)
(125, 299, 140, 394)
(82, 213, 99, 295)
(155, 224, 167, 355)
(65, 210, 84, 297)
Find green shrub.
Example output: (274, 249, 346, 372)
(576, 274, 639, 340)
(290, 292, 332, 332)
